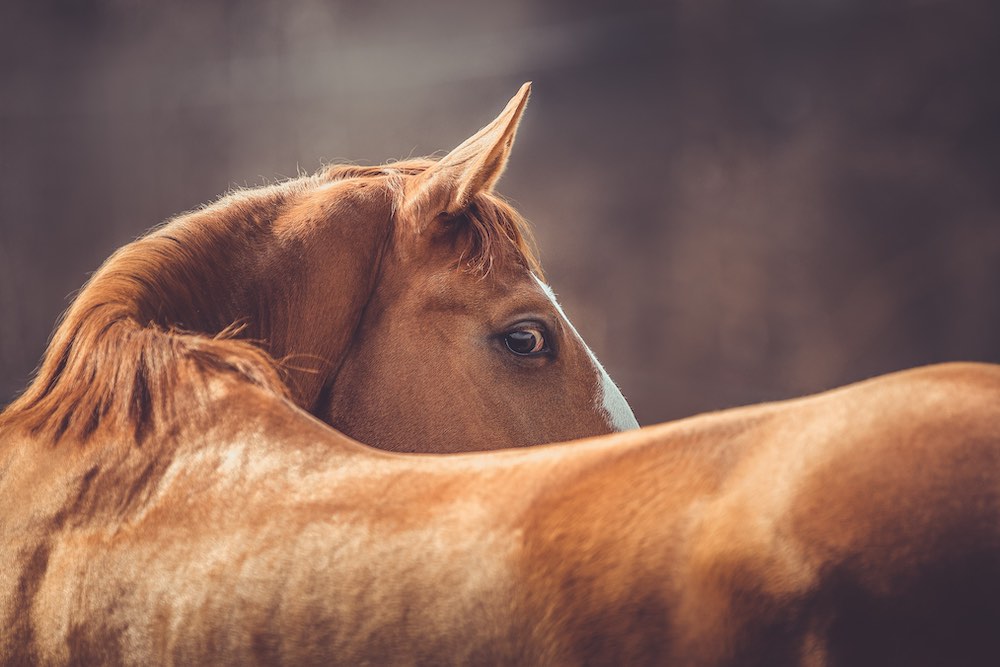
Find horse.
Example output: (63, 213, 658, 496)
(3, 351, 999, 664)
(4, 84, 1000, 665)
(0, 82, 637, 455)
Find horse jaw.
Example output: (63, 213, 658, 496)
(533, 275, 639, 432)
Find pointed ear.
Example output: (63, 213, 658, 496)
(402, 82, 531, 222)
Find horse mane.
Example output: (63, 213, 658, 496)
(322, 159, 542, 277)
(0, 183, 300, 446)
(0, 159, 541, 447)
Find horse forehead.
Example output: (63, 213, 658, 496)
(416, 267, 539, 308)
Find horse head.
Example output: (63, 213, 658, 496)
(278, 84, 637, 451)
(2, 84, 637, 452)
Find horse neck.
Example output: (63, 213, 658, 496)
(260, 181, 397, 409)
(0, 176, 396, 446)
(0, 370, 366, 544)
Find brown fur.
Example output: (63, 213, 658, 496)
(2, 361, 999, 664)
(2, 84, 616, 454)
(9, 84, 996, 664)
(0, 160, 552, 450)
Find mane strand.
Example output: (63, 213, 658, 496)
(1, 157, 542, 447)
(324, 158, 542, 278)
(0, 190, 295, 446)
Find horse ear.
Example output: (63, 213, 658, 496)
(403, 82, 531, 223)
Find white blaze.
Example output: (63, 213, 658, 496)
(533, 275, 640, 431)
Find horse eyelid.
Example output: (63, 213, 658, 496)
(499, 321, 556, 357)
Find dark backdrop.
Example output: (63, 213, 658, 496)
(2, 0, 999, 426)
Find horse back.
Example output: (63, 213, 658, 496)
(691, 361, 1000, 666)
(514, 362, 1000, 666)
(782, 362, 1000, 666)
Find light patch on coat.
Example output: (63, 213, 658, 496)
(533, 275, 639, 432)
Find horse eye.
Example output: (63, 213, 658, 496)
(504, 328, 546, 356)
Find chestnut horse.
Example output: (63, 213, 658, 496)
(3, 357, 999, 663)
(4, 85, 1000, 665)
(0, 83, 636, 454)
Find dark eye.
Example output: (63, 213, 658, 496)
(504, 327, 547, 356)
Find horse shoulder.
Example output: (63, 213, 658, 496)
(777, 362, 1000, 665)
(509, 412, 779, 664)
(782, 361, 1000, 562)
(512, 362, 1000, 664)
(12, 382, 531, 664)
(674, 361, 1000, 664)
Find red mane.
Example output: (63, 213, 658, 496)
(0, 159, 540, 446)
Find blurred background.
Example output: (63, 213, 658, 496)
(2, 0, 999, 426)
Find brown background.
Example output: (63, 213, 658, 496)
(2, 0, 999, 426)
